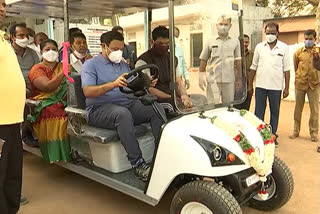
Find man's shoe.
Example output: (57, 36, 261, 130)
(317, 146, 320, 153)
(272, 134, 278, 147)
(311, 136, 318, 142)
(289, 133, 299, 139)
(20, 195, 28, 205)
(134, 162, 150, 182)
(22, 135, 39, 147)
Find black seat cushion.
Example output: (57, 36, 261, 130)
(68, 74, 86, 109)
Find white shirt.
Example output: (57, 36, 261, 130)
(27, 43, 42, 60)
(70, 53, 83, 73)
(250, 40, 290, 90)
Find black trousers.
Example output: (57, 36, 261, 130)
(88, 100, 164, 165)
(0, 124, 23, 214)
(234, 92, 253, 111)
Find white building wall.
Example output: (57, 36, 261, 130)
(242, 5, 273, 49)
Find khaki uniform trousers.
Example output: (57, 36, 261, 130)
(293, 87, 320, 138)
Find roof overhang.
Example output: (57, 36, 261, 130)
(5, 0, 169, 18)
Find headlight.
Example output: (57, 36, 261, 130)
(213, 146, 223, 161)
(191, 135, 245, 167)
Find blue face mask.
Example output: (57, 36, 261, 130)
(304, 40, 315, 48)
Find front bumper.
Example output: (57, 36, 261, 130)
(219, 167, 262, 205)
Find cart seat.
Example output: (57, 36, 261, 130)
(66, 106, 151, 144)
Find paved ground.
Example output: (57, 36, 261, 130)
(19, 101, 319, 214)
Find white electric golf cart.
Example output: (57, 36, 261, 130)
(17, 0, 294, 213)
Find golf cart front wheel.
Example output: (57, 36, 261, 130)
(248, 156, 294, 211)
(170, 180, 242, 214)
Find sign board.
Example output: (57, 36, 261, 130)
(232, 0, 239, 11)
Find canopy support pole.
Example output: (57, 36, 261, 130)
(63, 0, 69, 41)
(144, 9, 152, 51)
(168, 0, 178, 110)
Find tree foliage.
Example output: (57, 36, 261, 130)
(256, 0, 269, 7)
(271, 0, 319, 17)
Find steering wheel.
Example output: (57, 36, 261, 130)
(119, 64, 159, 94)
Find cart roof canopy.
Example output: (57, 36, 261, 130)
(6, 0, 169, 18)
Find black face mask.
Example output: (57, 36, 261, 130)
(152, 44, 169, 56)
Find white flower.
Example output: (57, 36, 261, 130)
(212, 115, 275, 177)
(213, 117, 239, 138)
(243, 111, 264, 128)
(258, 192, 269, 201)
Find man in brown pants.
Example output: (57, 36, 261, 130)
(290, 29, 319, 142)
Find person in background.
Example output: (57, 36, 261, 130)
(174, 27, 190, 89)
(27, 27, 35, 47)
(30, 32, 49, 60)
(248, 23, 290, 146)
(34, 32, 49, 47)
(136, 26, 192, 111)
(199, 15, 242, 104)
(81, 31, 165, 181)
(290, 29, 319, 143)
(112, 26, 137, 70)
(0, 1, 26, 213)
(10, 23, 40, 90)
(312, 46, 320, 153)
(10, 23, 40, 152)
(70, 32, 92, 73)
(234, 34, 254, 111)
(313, 47, 320, 70)
(58, 27, 82, 61)
(28, 39, 71, 163)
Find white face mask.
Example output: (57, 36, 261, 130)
(42, 50, 59, 62)
(73, 50, 85, 59)
(266, 34, 277, 43)
(15, 38, 29, 48)
(107, 47, 123, 64)
(218, 25, 230, 35)
(29, 36, 34, 44)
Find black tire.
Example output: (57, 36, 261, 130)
(170, 180, 242, 214)
(248, 156, 294, 211)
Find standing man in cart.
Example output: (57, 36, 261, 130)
(0, 1, 26, 213)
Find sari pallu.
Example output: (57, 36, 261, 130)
(28, 63, 71, 163)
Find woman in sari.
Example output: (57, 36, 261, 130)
(28, 39, 71, 163)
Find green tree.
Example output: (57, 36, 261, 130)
(271, 0, 319, 17)
(256, 0, 269, 7)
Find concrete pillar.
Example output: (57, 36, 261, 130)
(317, 2, 320, 42)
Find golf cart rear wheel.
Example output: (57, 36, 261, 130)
(248, 156, 294, 211)
(170, 180, 242, 214)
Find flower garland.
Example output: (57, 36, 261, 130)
(211, 110, 275, 200)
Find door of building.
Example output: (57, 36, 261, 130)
(190, 33, 203, 67)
